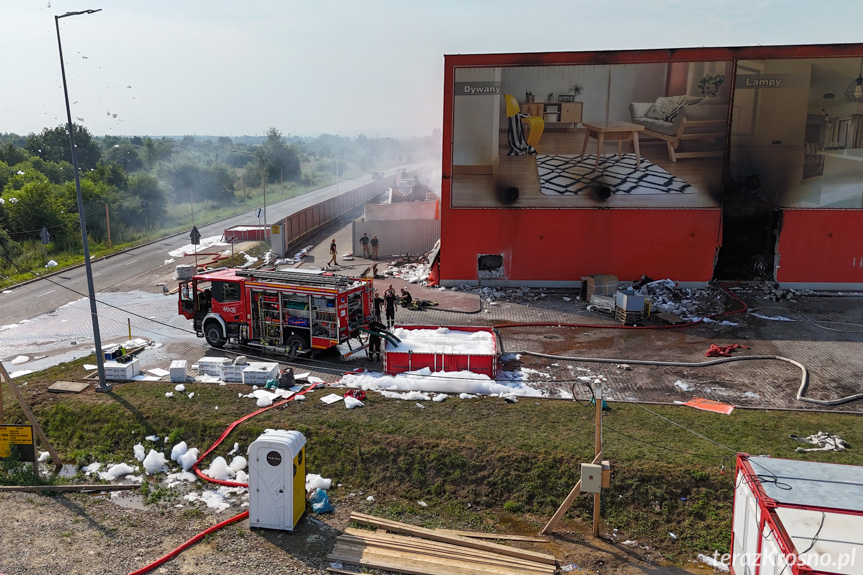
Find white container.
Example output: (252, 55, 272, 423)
(103, 358, 140, 381)
(198, 356, 231, 376)
(248, 430, 306, 531)
(615, 289, 645, 312)
(169, 360, 187, 383)
(219, 364, 246, 383)
(242, 362, 279, 385)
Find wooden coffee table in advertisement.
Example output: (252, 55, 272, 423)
(580, 121, 645, 170)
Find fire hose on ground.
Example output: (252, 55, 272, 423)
(127, 382, 322, 575)
(493, 282, 863, 406)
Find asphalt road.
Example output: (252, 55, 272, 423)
(0, 168, 402, 328)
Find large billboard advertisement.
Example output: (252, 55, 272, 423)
(730, 57, 863, 209)
(449, 54, 863, 211)
(451, 60, 731, 209)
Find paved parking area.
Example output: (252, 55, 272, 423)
(6, 220, 863, 414)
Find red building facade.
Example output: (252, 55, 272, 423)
(441, 45, 863, 288)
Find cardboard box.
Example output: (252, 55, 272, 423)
(198, 356, 231, 376)
(103, 358, 140, 381)
(584, 274, 618, 302)
(242, 362, 279, 385)
(219, 363, 246, 383)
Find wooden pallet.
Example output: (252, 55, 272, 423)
(327, 513, 557, 575)
(614, 306, 644, 326)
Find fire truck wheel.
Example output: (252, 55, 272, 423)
(285, 334, 306, 359)
(204, 323, 226, 348)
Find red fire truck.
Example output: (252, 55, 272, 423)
(178, 268, 374, 358)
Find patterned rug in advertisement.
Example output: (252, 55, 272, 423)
(536, 154, 695, 196)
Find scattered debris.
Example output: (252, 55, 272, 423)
(705, 343, 749, 357)
(790, 431, 850, 452)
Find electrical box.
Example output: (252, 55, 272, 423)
(601, 460, 611, 488)
(248, 430, 306, 531)
(580, 463, 602, 493)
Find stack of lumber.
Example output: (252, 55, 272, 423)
(327, 512, 556, 575)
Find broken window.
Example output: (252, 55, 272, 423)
(478, 254, 504, 279)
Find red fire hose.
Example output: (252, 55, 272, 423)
(127, 382, 322, 574)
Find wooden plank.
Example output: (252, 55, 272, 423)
(341, 530, 552, 571)
(349, 513, 556, 566)
(0, 484, 139, 493)
(340, 531, 552, 573)
(330, 545, 528, 575)
(334, 541, 544, 575)
(437, 529, 549, 543)
(540, 452, 602, 535)
(47, 381, 90, 393)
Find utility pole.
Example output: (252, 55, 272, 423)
(232, 148, 267, 232)
(593, 382, 604, 537)
(190, 187, 194, 223)
(105, 203, 111, 248)
(55, 7, 111, 393)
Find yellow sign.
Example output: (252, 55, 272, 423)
(271, 224, 281, 235)
(0, 425, 35, 461)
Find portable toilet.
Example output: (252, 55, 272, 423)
(247, 429, 306, 530)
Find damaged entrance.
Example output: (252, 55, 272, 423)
(715, 191, 781, 281)
(478, 254, 504, 280)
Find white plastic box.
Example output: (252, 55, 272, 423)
(197, 357, 231, 376)
(219, 363, 246, 382)
(242, 362, 279, 385)
(248, 430, 306, 531)
(103, 358, 140, 381)
(169, 360, 187, 383)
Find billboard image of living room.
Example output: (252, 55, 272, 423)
(450, 60, 732, 209)
(731, 57, 863, 209)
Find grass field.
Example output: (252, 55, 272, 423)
(3, 357, 862, 564)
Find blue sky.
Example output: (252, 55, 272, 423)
(2, 0, 863, 139)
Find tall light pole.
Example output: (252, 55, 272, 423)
(55, 8, 111, 393)
(232, 148, 267, 231)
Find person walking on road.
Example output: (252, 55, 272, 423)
(384, 284, 398, 329)
(370, 235, 379, 260)
(360, 233, 370, 259)
(328, 239, 338, 267)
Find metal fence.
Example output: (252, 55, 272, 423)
(352, 219, 441, 258)
(270, 175, 396, 257)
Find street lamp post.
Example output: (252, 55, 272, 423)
(232, 149, 267, 231)
(55, 8, 111, 393)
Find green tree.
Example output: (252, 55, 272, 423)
(0, 142, 29, 166)
(1, 180, 71, 243)
(25, 124, 101, 170)
(260, 128, 300, 183)
(166, 162, 234, 203)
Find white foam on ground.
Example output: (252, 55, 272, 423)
(143, 450, 169, 475)
(204, 456, 234, 481)
(306, 474, 332, 491)
(178, 448, 200, 471)
(342, 368, 544, 397)
(101, 463, 137, 481)
(388, 327, 494, 354)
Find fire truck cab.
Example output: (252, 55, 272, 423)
(179, 268, 373, 358)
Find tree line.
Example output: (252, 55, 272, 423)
(0, 125, 438, 279)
